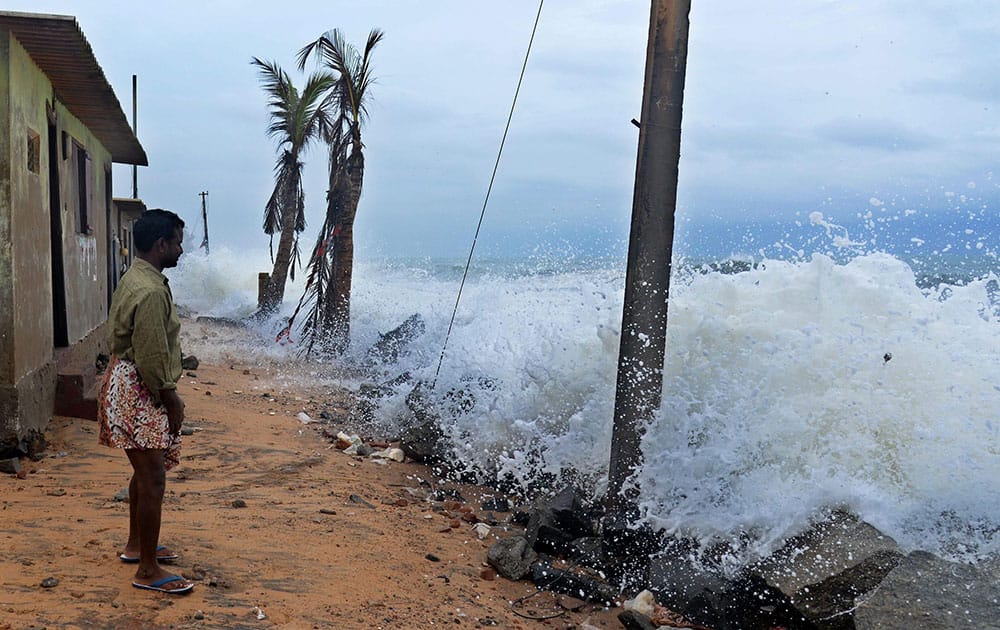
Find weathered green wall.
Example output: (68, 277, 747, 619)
(53, 107, 112, 347)
(9, 34, 53, 380)
(0, 31, 13, 389)
(0, 30, 116, 452)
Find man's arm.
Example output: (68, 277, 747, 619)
(161, 389, 185, 435)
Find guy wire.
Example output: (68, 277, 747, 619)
(432, 0, 545, 389)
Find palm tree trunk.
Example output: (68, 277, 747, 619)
(259, 176, 299, 314)
(324, 149, 363, 352)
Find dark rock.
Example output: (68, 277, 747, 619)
(617, 609, 658, 630)
(525, 486, 597, 555)
(366, 314, 426, 365)
(568, 536, 604, 566)
(113, 487, 129, 502)
(349, 494, 375, 509)
(319, 508, 337, 515)
(425, 553, 441, 562)
(528, 558, 616, 605)
(180, 355, 200, 370)
(180, 427, 195, 436)
(231, 499, 247, 508)
(319, 411, 331, 420)
(40, 577, 59, 588)
(356, 444, 374, 457)
(400, 420, 445, 464)
(854, 551, 1000, 630)
(750, 511, 902, 627)
(649, 549, 812, 630)
(487, 535, 538, 581)
(480, 496, 510, 512)
(0, 457, 21, 475)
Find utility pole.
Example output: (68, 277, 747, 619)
(605, 0, 691, 538)
(132, 74, 138, 198)
(199, 191, 210, 254)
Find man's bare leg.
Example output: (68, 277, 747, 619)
(125, 448, 192, 592)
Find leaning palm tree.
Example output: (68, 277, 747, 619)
(252, 57, 335, 315)
(292, 28, 383, 352)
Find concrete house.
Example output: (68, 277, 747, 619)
(0, 11, 147, 458)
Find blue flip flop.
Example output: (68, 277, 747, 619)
(119, 545, 179, 563)
(132, 575, 194, 594)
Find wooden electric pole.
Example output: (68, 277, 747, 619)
(605, 0, 691, 532)
(132, 74, 138, 198)
(199, 191, 210, 254)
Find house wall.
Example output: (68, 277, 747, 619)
(0, 31, 113, 455)
(52, 100, 112, 346)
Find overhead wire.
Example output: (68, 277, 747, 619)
(432, 0, 545, 389)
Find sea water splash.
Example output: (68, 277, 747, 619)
(166, 218, 1000, 565)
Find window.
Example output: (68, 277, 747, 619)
(26, 129, 40, 173)
(75, 143, 92, 234)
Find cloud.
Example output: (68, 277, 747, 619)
(814, 117, 937, 152)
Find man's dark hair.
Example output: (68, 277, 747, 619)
(134, 209, 185, 253)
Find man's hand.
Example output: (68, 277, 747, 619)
(161, 389, 186, 435)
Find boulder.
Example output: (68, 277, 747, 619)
(365, 313, 425, 365)
(487, 535, 537, 581)
(525, 485, 597, 555)
(528, 558, 616, 605)
(749, 511, 902, 627)
(650, 551, 810, 630)
(854, 551, 1000, 630)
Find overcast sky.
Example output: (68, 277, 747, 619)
(14, 1, 999, 259)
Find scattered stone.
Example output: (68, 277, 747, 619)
(348, 494, 375, 509)
(319, 508, 337, 515)
(425, 553, 441, 562)
(296, 412, 314, 424)
(40, 577, 59, 588)
(472, 523, 491, 540)
(486, 535, 538, 581)
(113, 487, 129, 502)
(190, 565, 207, 581)
(371, 447, 405, 462)
(180, 355, 200, 370)
(180, 427, 195, 436)
(0, 457, 22, 475)
(193, 611, 205, 620)
(479, 567, 496, 581)
(231, 499, 247, 508)
(623, 589, 657, 618)
(46, 489, 66, 497)
(186, 371, 198, 377)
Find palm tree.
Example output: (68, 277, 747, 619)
(252, 57, 335, 315)
(294, 28, 383, 352)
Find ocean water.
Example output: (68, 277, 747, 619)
(167, 214, 1000, 567)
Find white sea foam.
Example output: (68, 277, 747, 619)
(164, 241, 1000, 565)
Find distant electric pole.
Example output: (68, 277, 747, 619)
(199, 191, 210, 254)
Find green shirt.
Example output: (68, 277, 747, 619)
(107, 257, 182, 398)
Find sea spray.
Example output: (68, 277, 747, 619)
(165, 235, 1000, 566)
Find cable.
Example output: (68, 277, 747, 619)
(432, 0, 545, 389)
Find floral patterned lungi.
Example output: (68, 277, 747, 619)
(98, 356, 182, 470)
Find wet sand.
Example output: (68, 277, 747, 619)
(0, 354, 622, 629)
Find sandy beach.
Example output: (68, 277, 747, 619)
(0, 332, 623, 629)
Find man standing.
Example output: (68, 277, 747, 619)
(98, 209, 193, 594)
